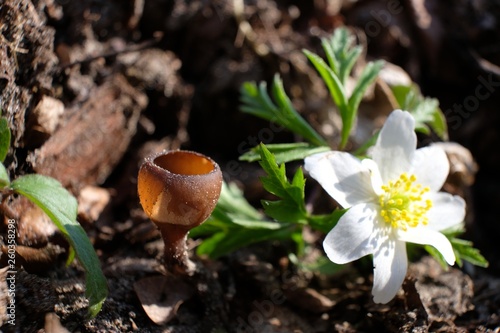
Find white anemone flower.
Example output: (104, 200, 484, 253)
(304, 110, 466, 304)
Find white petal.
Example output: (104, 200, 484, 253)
(361, 158, 384, 196)
(398, 228, 455, 265)
(410, 146, 449, 191)
(305, 151, 377, 208)
(426, 192, 466, 231)
(372, 239, 408, 304)
(323, 203, 378, 264)
(371, 110, 416, 183)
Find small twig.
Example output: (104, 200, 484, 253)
(59, 32, 163, 70)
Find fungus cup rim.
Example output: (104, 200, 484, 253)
(146, 149, 220, 177)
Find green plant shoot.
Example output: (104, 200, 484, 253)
(0, 116, 108, 317)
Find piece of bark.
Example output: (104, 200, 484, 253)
(0, 0, 58, 151)
(28, 74, 147, 189)
(24, 95, 65, 147)
(77, 185, 111, 224)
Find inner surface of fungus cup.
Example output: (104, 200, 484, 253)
(138, 150, 222, 227)
(137, 150, 223, 275)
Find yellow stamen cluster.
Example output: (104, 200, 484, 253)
(379, 173, 432, 231)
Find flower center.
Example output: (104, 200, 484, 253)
(378, 173, 432, 231)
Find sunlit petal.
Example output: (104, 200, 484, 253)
(323, 203, 379, 264)
(305, 151, 377, 208)
(371, 110, 416, 183)
(361, 158, 384, 196)
(426, 192, 466, 231)
(372, 239, 408, 304)
(411, 145, 449, 191)
(398, 228, 455, 265)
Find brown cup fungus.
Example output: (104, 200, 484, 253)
(138, 150, 222, 275)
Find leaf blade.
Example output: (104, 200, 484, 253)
(0, 163, 9, 188)
(11, 175, 108, 317)
(0, 117, 11, 163)
(239, 142, 330, 164)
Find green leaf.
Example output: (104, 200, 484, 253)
(343, 60, 384, 148)
(11, 175, 108, 317)
(305, 42, 382, 149)
(258, 143, 307, 223)
(424, 244, 448, 270)
(0, 117, 11, 163)
(450, 238, 489, 268)
(431, 107, 449, 141)
(303, 49, 349, 120)
(261, 200, 306, 223)
(240, 76, 328, 147)
(0, 163, 9, 188)
(391, 85, 413, 108)
(322, 27, 361, 85)
(190, 181, 291, 257)
(340, 46, 363, 85)
(217, 182, 263, 221)
(290, 230, 305, 256)
(424, 236, 488, 269)
(239, 142, 330, 164)
(197, 225, 296, 259)
(391, 84, 449, 140)
(308, 209, 347, 234)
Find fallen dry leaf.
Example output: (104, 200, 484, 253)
(134, 274, 194, 325)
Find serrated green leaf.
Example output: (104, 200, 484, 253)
(197, 225, 296, 259)
(239, 142, 331, 164)
(190, 181, 265, 238)
(0, 117, 11, 163)
(0, 163, 9, 188)
(343, 60, 384, 149)
(270, 77, 328, 146)
(440, 223, 466, 237)
(240, 76, 328, 147)
(450, 238, 489, 268)
(261, 200, 307, 223)
(326, 28, 361, 85)
(258, 144, 308, 223)
(328, 27, 357, 84)
(412, 98, 438, 123)
(308, 209, 347, 234)
(305, 45, 382, 149)
(11, 175, 107, 317)
(217, 182, 263, 220)
(321, 37, 339, 76)
(431, 108, 449, 141)
(340, 46, 362, 85)
(391, 84, 449, 140)
(303, 49, 349, 120)
(230, 218, 284, 230)
(391, 85, 413, 107)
